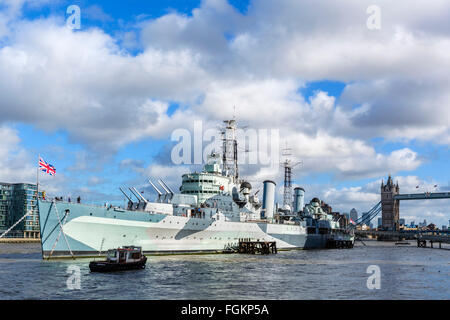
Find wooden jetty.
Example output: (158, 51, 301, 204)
(238, 238, 277, 254)
(417, 231, 450, 249)
(325, 239, 354, 249)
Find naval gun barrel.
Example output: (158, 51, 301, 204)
(132, 187, 148, 203)
(158, 179, 174, 200)
(157, 179, 171, 194)
(159, 179, 175, 195)
(149, 179, 163, 202)
(128, 187, 142, 202)
(157, 179, 173, 202)
(119, 187, 132, 202)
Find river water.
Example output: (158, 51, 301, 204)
(0, 240, 448, 300)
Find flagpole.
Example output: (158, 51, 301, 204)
(37, 154, 39, 200)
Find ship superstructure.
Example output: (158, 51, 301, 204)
(38, 119, 354, 259)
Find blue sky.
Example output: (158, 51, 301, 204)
(1, 0, 449, 226)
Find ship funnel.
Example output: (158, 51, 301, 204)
(293, 187, 305, 213)
(149, 179, 163, 202)
(262, 180, 276, 219)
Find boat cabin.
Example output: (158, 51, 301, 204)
(106, 246, 144, 263)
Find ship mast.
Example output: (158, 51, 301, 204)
(221, 119, 239, 183)
(281, 143, 302, 210)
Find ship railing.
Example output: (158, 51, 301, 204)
(41, 198, 127, 211)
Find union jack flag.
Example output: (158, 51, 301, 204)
(39, 157, 56, 176)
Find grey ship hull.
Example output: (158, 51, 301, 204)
(38, 200, 353, 259)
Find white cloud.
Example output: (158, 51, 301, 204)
(0, 126, 35, 183)
(0, 0, 449, 191)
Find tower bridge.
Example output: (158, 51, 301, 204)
(348, 175, 450, 232)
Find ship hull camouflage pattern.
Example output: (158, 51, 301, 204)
(38, 200, 345, 258)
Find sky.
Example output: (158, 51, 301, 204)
(0, 0, 449, 227)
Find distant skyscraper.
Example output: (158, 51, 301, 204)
(378, 218, 382, 227)
(399, 218, 405, 226)
(350, 208, 358, 222)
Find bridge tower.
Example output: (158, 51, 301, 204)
(381, 175, 400, 231)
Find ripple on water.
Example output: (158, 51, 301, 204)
(0, 242, 449, 299)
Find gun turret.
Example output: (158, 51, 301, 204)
(158, 179, 174, 201)
(149, 179, 163, 202)
(132, 187, 148, 203)
(119, 187, 132, 202)
(119, 187, 134, 210)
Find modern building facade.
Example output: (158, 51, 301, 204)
(0, 182, 42, 238)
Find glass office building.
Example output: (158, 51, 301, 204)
(0, 182, 42, 238)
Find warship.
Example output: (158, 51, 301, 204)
(38, 119, 354, 259)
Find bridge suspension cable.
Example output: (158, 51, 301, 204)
(347, 201, 382, 230)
